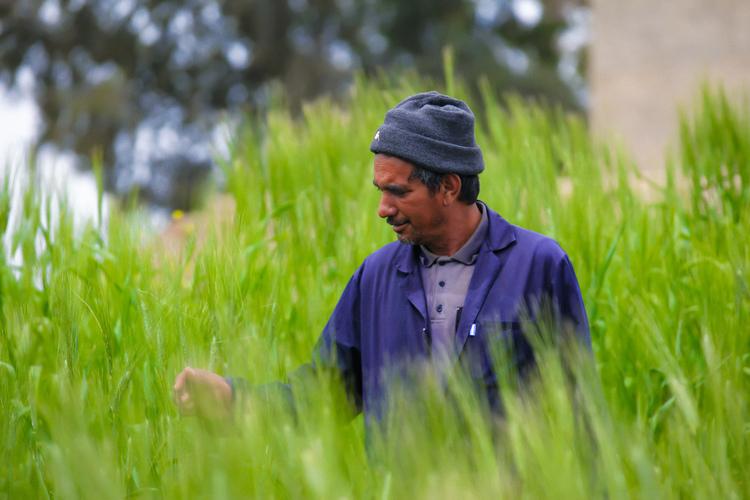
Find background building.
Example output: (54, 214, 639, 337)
(590, 0, 750, 177)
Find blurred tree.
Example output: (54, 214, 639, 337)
(0, 0, 586, 209)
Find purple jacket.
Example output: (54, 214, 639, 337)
(310, 204, 591, 421)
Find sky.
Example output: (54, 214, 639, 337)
(0, 74, 108, 270)
(0, 69, 105, 223)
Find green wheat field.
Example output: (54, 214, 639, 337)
(1, 72, 748, 499)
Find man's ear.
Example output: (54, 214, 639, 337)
(441, 173, 462, 205)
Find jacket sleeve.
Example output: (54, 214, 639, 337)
(228, 265, 364, 414)
(309, 264, 364, 410)
(550, 254, 591, 350)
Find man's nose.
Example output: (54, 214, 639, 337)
(377, 194, 397, 218)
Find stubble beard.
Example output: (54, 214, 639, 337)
(396, 232, 419, 246)
(395, 212, 445, 247)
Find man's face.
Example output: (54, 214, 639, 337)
(372, 154, 446, 247)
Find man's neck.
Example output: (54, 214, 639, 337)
(424, 203, 482, 256)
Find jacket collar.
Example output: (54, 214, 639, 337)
(480, 201, 517, 252)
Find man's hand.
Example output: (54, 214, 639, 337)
(173, 367, 233, 419)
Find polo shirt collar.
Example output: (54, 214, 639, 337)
(420, 202, 489, 267)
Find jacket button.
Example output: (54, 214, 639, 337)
(439, 280, 445, 287)
(436, 304, 443, 313)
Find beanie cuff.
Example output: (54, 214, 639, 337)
(370, 124, 484, 175)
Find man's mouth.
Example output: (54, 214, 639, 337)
(387, 218, 409, 233)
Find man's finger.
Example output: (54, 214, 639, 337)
(173, 366, 194, 392)
(173, 367, 197, 412)
(178, 395, 195, 416)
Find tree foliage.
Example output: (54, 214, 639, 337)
(0, 0, 585, 208)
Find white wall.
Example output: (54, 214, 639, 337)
(590, 0, 750, 175)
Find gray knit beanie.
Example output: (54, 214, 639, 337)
(370, 91, 484, 175)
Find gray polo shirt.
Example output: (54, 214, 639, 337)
(419, 203, 489, 362)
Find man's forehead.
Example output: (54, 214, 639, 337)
(372, 165, 413, 187)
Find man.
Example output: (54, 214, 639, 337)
(173, 91, 591, 421)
